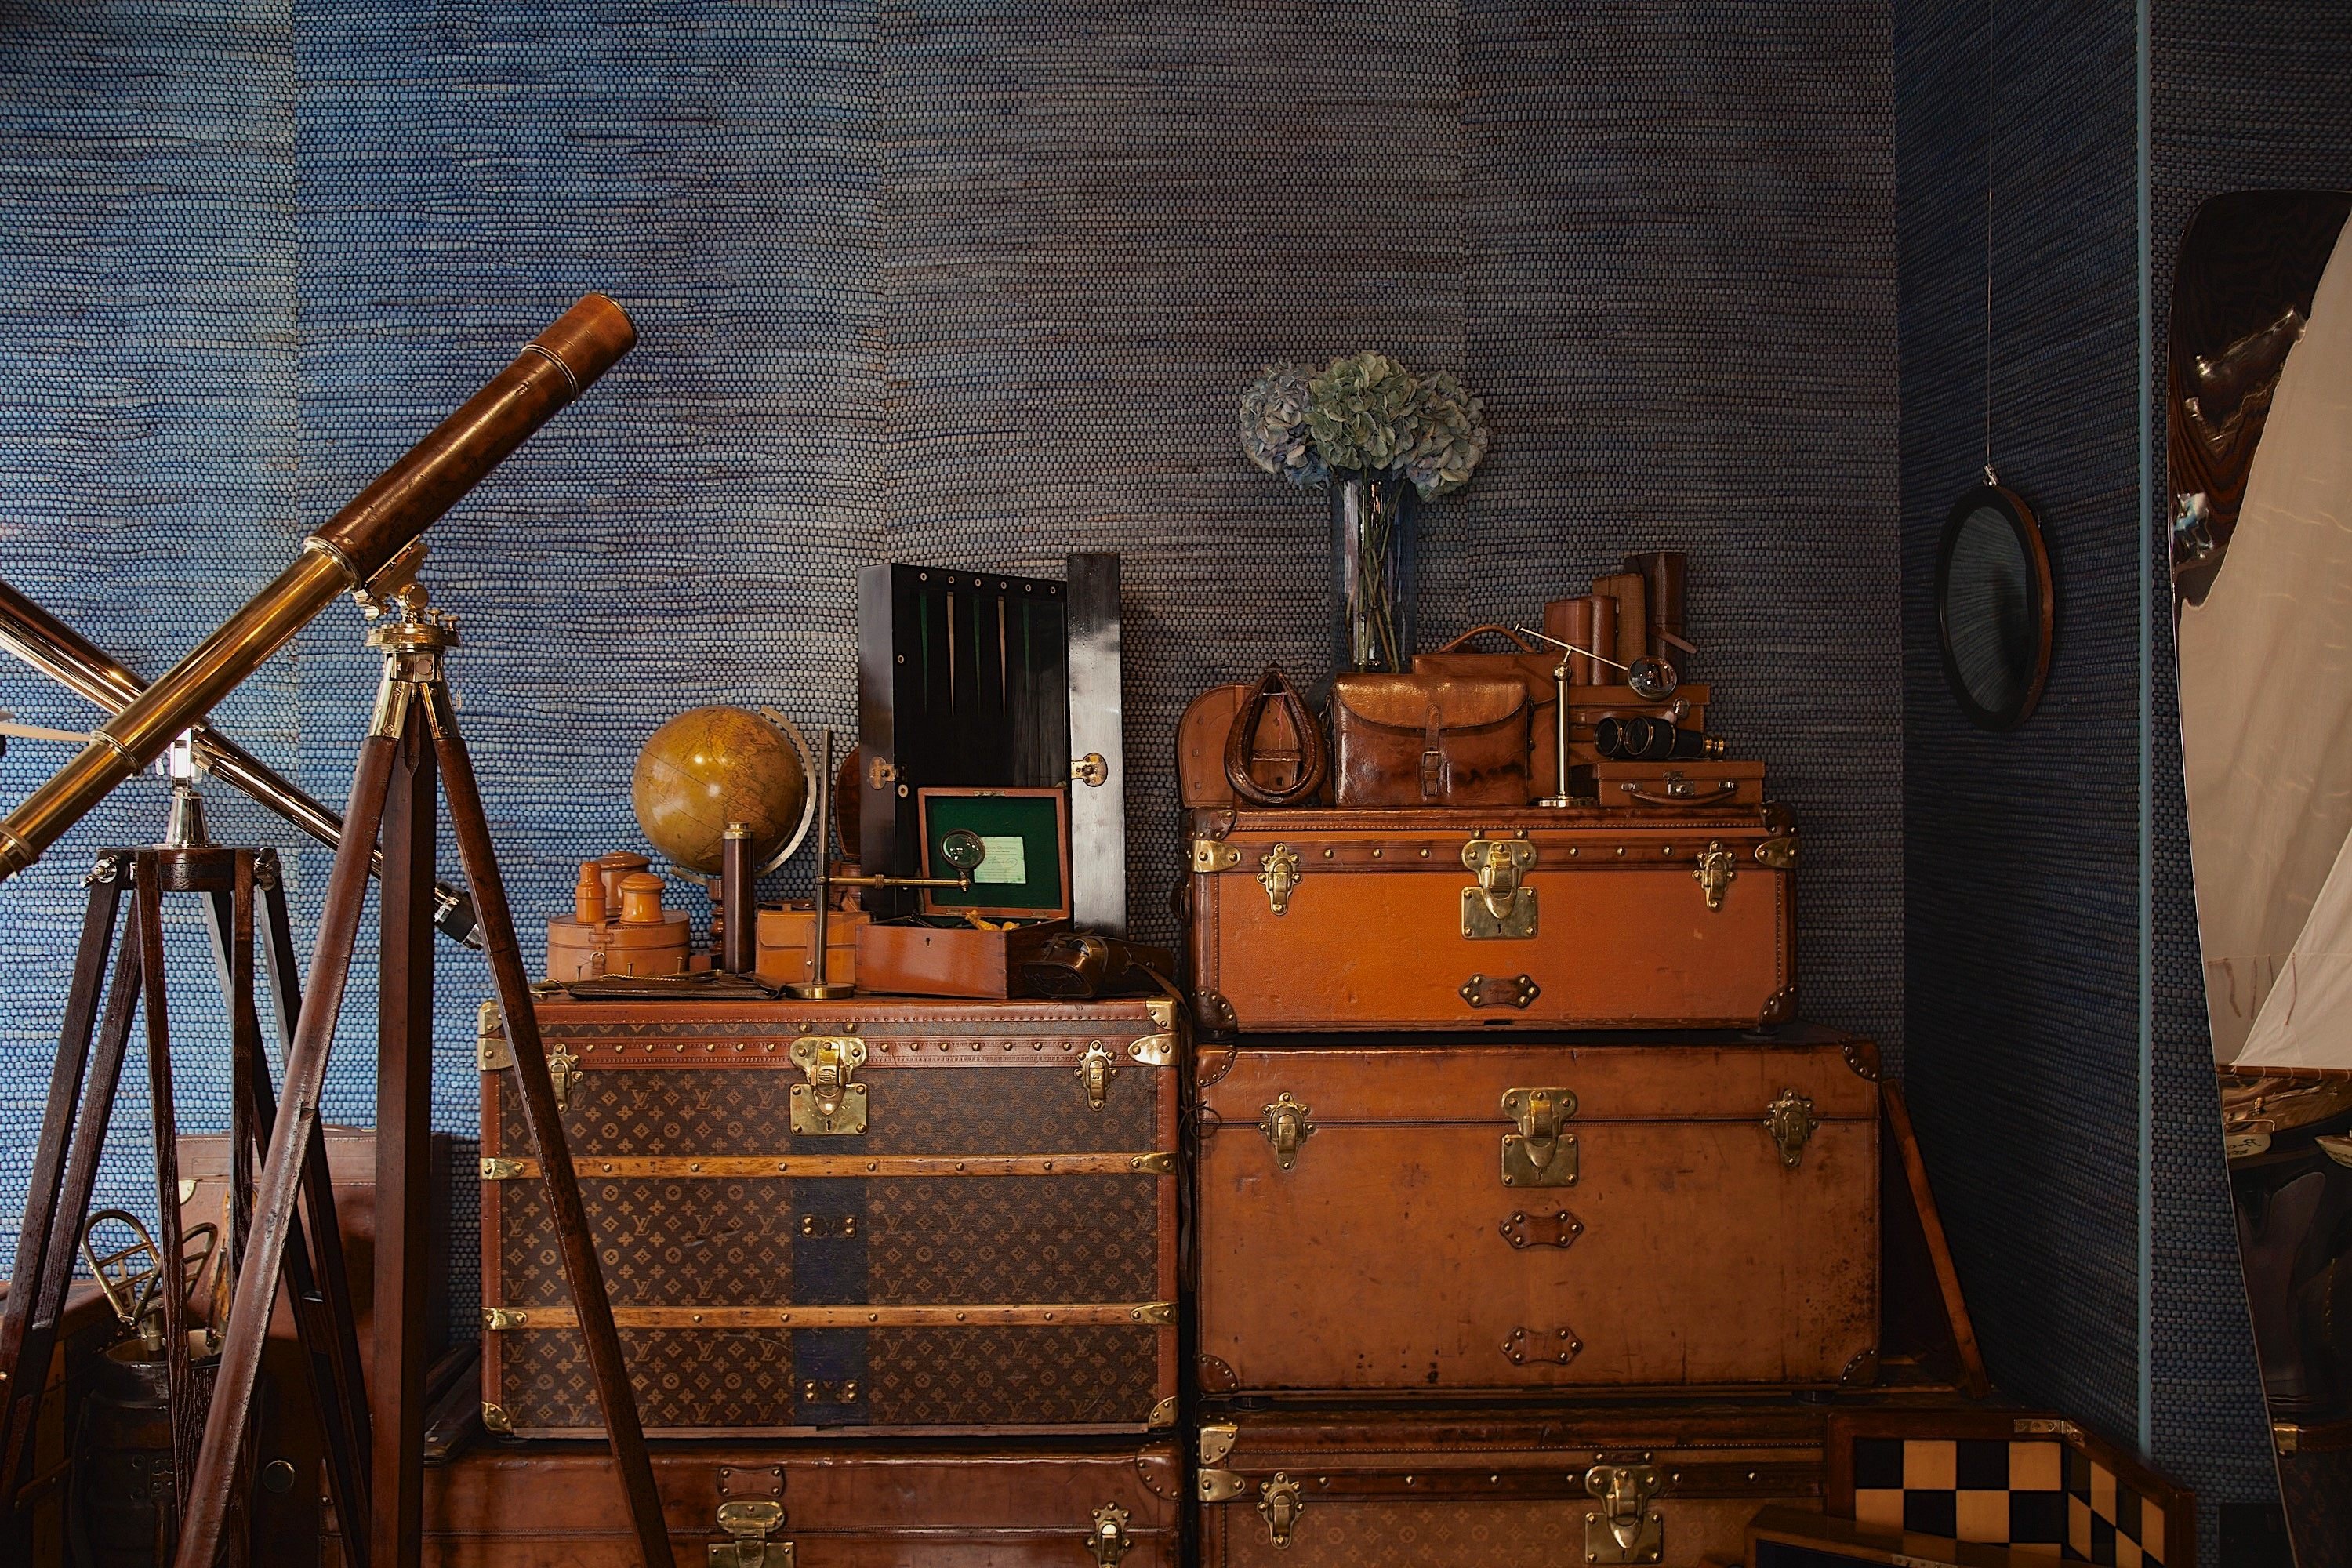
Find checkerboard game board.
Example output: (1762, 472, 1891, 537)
(1849, 1435, 2169, 1567)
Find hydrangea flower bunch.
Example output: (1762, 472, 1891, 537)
(1240, 352, 1489, 499)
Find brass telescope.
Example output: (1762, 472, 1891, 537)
(0, 293, 636, 881)
(0, 575, 485, 942)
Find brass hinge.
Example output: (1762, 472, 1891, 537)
(1583, 1460, 1665, 1564)
(1147, 1395, 1178, 1428)
(480, 1402, 511, 1435)
(1145, 996, 1178, 1032)
(709, 1499, 790, 1568)
(1130, 1301, 1177, 1326)
(1500, 1087, 1578, 1187)
(1077, 1042, 1120, 1109)
(547, 1042, 579, 1109)
(1197, 1468, 1247, 1503)
(477, 1000, 513, 1071)
(1258, 1092, 1313, 1170)
(1086, 1501, 1133, 1566)
(1191, 839, 1243, 873)
(1755, 836, 1798, 869)
(1693, 840, 1737, 910)
(790, 1036, 868, 1134)
(1127, 1033, 1176, 1067)
(1461, 836, 1538, 938)
(482, 1307, 528, 1331)
(480, 1156, 524, 1181)
(1763, 1087, 1818, 1168)
(1258, 1473, 1304, 1550)
(1258, 844, 1300, 916)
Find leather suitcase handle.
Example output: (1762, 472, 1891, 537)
(1225, 666, 1329, 807)
(1621, 779, 1737, 806)
(1432, 622, 1541, 655)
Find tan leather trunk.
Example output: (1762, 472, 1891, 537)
(322, 1438, 1183, 1566)
(480, 996, 1181, 1438)
(1196, 1404, 1826, 1568)
(1184, 804, 1796, 1033)
(1194, 1029, 1880, 1393)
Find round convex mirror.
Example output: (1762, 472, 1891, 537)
(1935, 482, 2054, 730)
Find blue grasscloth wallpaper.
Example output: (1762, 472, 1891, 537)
(0, 1, 1904, 1343)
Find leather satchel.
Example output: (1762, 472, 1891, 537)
(1330, 673, 1530, 806)
(1411, 624, 1563, 794)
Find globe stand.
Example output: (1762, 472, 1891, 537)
(172, 571, 677, 1568)
(786, 725, 978, 1000)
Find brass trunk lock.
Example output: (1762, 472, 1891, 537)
(476, 999, 514, 1071)
(1087, 1502, 1134, 1566)
(1764, 1087, 1818, 1168)
(1583, 1461, 1665, 1565)
(546, 1042, 579, 1109)
(1500, 1087, 1579, 1188)
(1258, 843, 1301, 916)
(1461, 836, 1538, 939)
(1258, 1472, 1304, 1550)
(709, 1498, 790, 1568)
(1077, 1041, 1119, 1110)
(1259, 1092, 1313, 1170)
(1693, 840, 1737, 911)
(790, 1036, 868, 1135)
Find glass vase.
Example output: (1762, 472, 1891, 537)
(1329, 470, 1418, 673)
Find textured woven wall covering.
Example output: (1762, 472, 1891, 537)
(0, 2, 1904, 1341)
(1895, 0, 2146, 1455)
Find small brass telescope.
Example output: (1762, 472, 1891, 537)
(0, 294, 636, 881)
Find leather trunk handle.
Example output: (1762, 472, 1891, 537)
(1225, 665, 1329, 807)
(1622, 779, 1738, 806)
(1432, 622, 1540, 654)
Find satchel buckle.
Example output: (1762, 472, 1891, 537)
(1461, 837, 1538, 939)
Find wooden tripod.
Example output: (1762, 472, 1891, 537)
(0, 840, 373, 1565)
(158, 577, 674, 1568)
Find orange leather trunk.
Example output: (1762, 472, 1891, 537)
(323, 1438, 1182, 1566)
(1193, 1030, 1880, 1394)
(1185, 804, 1796, 1032)
(1196, 1404, 1831, 1568)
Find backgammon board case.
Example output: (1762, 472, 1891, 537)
(478, 996, 1180, 1438)
(1194, 1029, 1879, 1394)
(324, 1437, 1184, 1566)
(1183, 803, 1796, 1033)
(1195, 1403, 1826, 1568)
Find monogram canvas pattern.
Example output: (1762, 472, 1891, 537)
(864, 1325, 1159, 1425)
(866, 1174, 1159, 1301)
(495, 1061, 1159, 1157)
(499, 1177, 797, 1306)
(500, 1328, 796, 1431)
(1219, 1501, 1589, 1568)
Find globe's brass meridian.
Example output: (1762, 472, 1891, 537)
(630, 706, 812, 876)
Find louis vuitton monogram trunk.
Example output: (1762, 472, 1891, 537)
(477, 996, 1181, 1439)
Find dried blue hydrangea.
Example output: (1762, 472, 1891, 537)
(1239, 363, 1329, 488)
(1240, 354, 1489, 496)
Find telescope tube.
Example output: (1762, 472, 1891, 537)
(0, 294, 635, 880)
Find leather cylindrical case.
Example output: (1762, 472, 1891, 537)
(1590, 572, 1650, 666)
(1544, 596, 1617, 684)
(1624, 550, 1688, 661)
(719, 826, 755, 974)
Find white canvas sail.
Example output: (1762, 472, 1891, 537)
(2179, 223, 2352, 1064)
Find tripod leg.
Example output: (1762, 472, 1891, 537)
(422, 679, 676, 1568)
(0, 859, 129, 1499)
(175, 730, 401, 1568)
(372, 718, 436, 1568)
(131, 854, 198, 1541)
(256, 853, 374, 1546)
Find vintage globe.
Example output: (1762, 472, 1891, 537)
(629, 706, 811, 876)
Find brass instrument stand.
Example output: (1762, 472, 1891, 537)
(0, 832, 370, 1567)
(169, 574, 674, 1568)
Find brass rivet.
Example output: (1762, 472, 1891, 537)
(954, 1161, 965, 1171)
(867, 1312, 878, 1323)
(764, 1043, 776, 1052)
(1044, 1160, 1054, 1170)
(866, 1161, 877, 1171)
(1419, 848, 1431, 858)
(1614, 847, 1625, 857)
(1322, 848, 1334, 858)
(1371, 848, 1383, 858)
(1568, 847, 1579, 857)
(690, 1162, 702, 1171)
